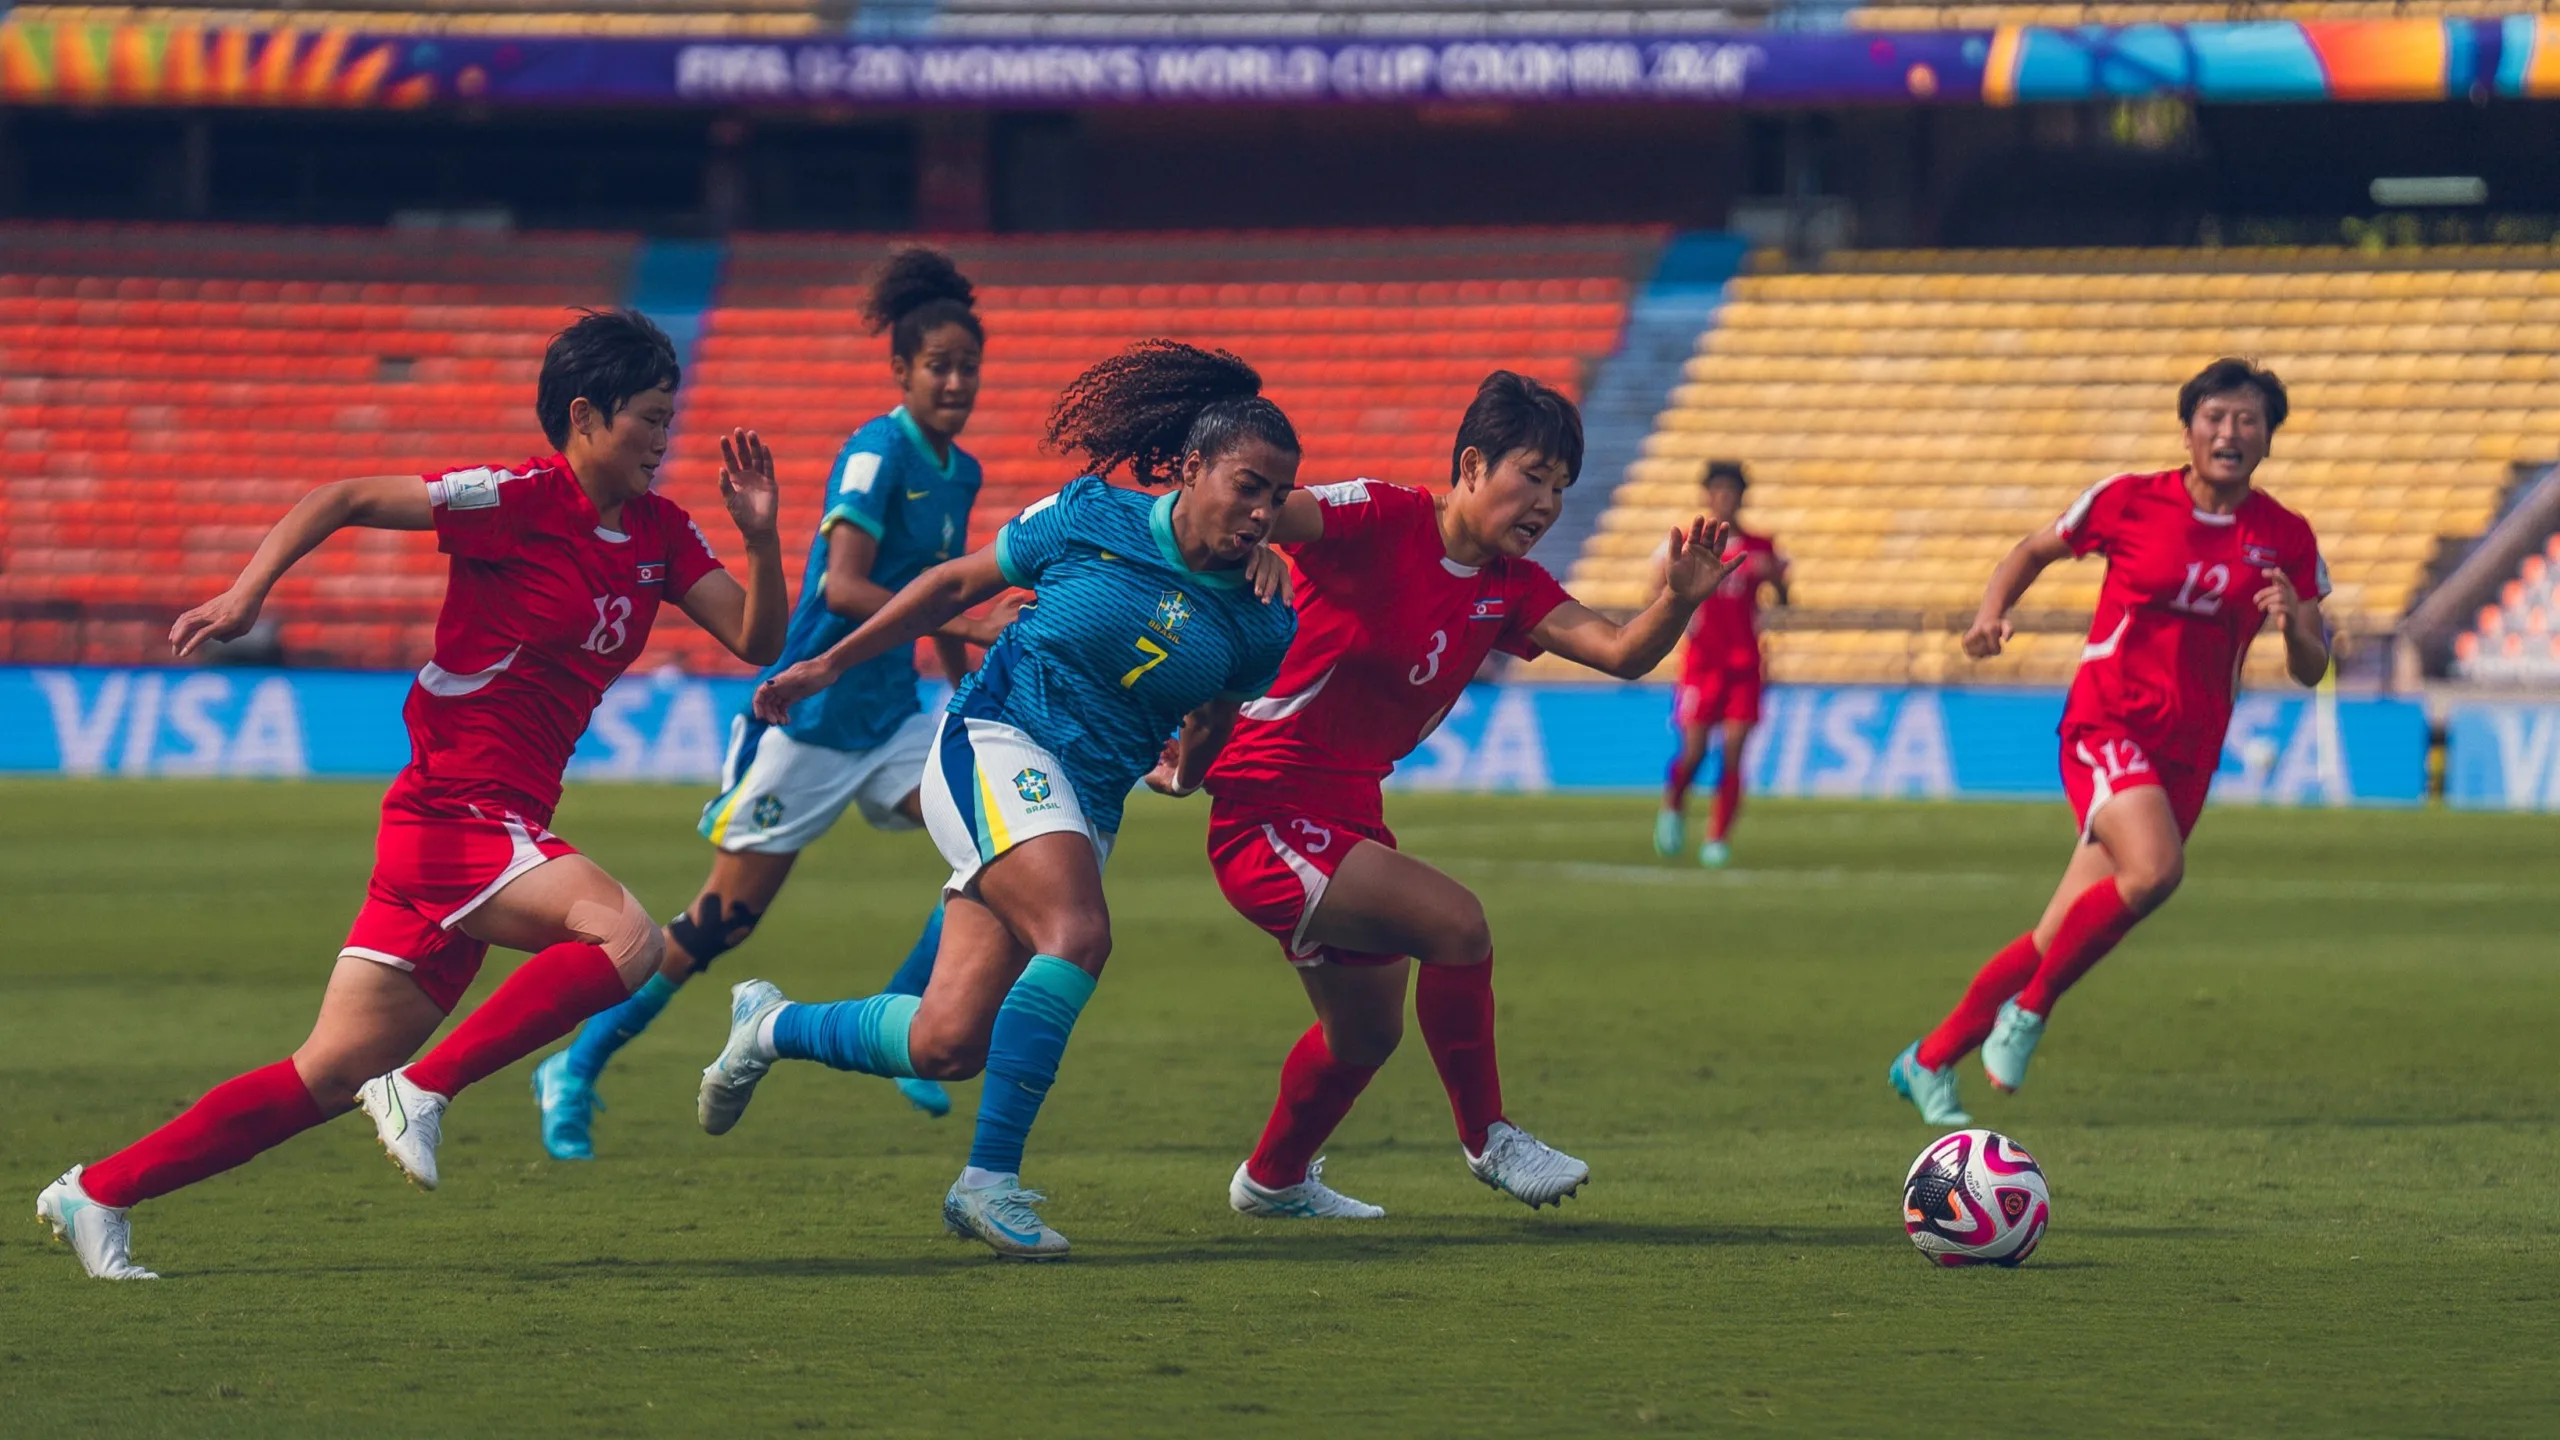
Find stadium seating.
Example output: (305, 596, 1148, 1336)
(0, 222, 1651, 675)
(0, 222, 640, 669)
(2452, 531, 2560, 683)
(1560, 246, 2560, 687)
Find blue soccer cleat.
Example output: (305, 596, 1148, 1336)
(896, 1077, 953, 1118)
(1699, 838, 1731, 869)
(1653, 809, 1684, 858)
(531, 1050, 599, 1161)
(1889, 1041, 1972, 1127)
(1981, 1000, 2046, 1094)
(943, 1173, 1070, 1259)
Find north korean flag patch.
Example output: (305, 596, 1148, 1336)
(636, 562, 667, 586)
(1470, 598, 1507, 622)
(2242, 544, 2280, 567)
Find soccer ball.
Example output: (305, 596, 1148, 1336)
(1902, 1129, 2050, 1267)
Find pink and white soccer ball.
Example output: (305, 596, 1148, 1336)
(1902, 1129, 2050, 1267)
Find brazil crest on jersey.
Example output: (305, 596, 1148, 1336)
(953, 476, 1297, 834)
(755, 408, 982, 753)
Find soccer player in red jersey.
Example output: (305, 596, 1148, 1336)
(1655, 459, 1787, 868)
(37, 310, 788, 1280)
(1891, 358, 2330, 1126)
(1158, 371, 1734, 1218)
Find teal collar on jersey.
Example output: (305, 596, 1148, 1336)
(1149, 490, 1247, 589)
(891, 406, 957, 481)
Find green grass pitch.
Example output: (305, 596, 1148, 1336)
(2, 779, 2555, 1436)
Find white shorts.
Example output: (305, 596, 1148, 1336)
(920, 713, 1114, 895)
(697, 711, 934, 855)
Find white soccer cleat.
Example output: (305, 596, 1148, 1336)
(1465, 1121, 1590, 1209)
(357, 1068, 447, 1191)
(36, 1166, 157, 1280)
(698, 979, 786, 1136)
(1228, 1156, 1385, 1220)
(942, 1174, 1071, 1260)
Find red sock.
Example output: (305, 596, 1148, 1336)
(1709, 756, 1745, 841)
(81, 1060, 325, 1209)
(1415, 954, 1504, 1153)
(405, 942, 627, 1099)
(2015, 879, 2139, 1017)
(1916, 933, 2042, 1071)
(1664, 753, 1697, 810)
(1245, 1024, 1381, 1189)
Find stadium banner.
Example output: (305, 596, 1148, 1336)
(2443, 702, 2560, 811)
(0, 666, 2427, 808)
(2, 18, 2552, 110)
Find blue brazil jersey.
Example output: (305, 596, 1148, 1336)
(954, 476, 1296, 834)
(755, 408, 982, 752)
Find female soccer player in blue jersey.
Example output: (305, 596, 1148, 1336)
(530, 250, 1008, 1157)
(696, 340, 1301, 1258)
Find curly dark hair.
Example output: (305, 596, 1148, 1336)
(862, 246, 982, 362)
(1044, 339, 1299, 487)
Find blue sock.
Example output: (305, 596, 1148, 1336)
(969, 955, 1096, 1177)
(562, 973, 678, 1082)
(884, 901, 942, 998)
(769, 993, 921, 1077)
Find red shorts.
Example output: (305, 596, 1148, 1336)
(339, 770, 580, 1012)
(1675, 665, 1763, 728)
(1205, 806, 1401, 969)
(2060, 729, 2212, 842)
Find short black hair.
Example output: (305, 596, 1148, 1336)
(1451, 370, 1584, 485)
(536, 308, 681, 450)
(1703, 459, 1749, 492)
(2178, 357, 2288, 432)
(1046, 339, 1298, 488)
(864, 246, 982, 362)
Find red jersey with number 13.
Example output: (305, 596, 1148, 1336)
(405, 455, 724, 817)
(2055, 467, 2326, 769)
(1205, 479, 1572, 826)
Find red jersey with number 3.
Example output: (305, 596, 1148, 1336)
(406, 454, 723, 816)
(1206, 479, 1572, 826)
(2055, 467, 2326, 769)
(1680, 531, 1782, 679)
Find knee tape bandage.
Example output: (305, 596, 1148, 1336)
(570, 889, 662, 974)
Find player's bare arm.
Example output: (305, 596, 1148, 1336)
(1962, 526, 2075, 660)
(754, 546, 1011, 721)
(674, 428, 789, 666)
(2257, 569, 2331, 684)
(170, 474, 434, 658)
(821, 514, 1018, 654)
(1145, 698, 1240, 797)
(1531, 517, 1736, 679)
(1264, 488, 1327, 546)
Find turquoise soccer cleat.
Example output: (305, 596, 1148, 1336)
(1889, 1041, 1972, 1127)
(1653, 808, 1684, 858)
(1981, 1000, 2046, 1094)
(1699, 838, 1731, 869)
(896, 1077, 953, 1118)
(531, 1050, 598, 1161)
(943, 1173, 1070, 1259)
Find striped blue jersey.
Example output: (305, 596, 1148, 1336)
(757, 408, 982, 752)
(954, 477, 1296, 833)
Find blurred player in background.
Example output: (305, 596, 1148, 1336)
(531, 250, 1003, 1158)
(1891, 358, 2328, 1125)
(1654, 459, 1787, 868)
(696, 341, 1299, 1258)
(1167, 371, 1733, 1220)
(39, 311, 788, 1279)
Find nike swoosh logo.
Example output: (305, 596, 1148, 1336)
(907, 490, 931, 500)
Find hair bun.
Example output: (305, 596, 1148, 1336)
(864, 247, 976, 336)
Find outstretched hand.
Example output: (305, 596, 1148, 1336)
(170, 586, 262, 659)
(719, 429, 781, 547)
(1245, 544, 1295, 606)
(1142, 735, 1197, 797)
(752, 660, 832, 724)
(1662, 517, 1739, 605)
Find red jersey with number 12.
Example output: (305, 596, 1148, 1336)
(406, 455, 724, 818)
(1206, 479, 1572, 826)
(2055, 467, 2326, 768)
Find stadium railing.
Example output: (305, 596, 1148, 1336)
(1550, 244, 2560, 689)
